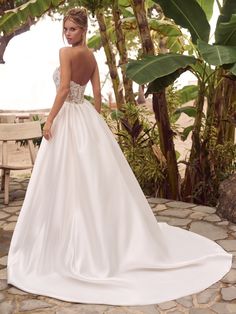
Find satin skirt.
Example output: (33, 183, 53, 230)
(7, 99, 233, 305)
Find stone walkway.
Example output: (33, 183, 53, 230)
(0, 178, 236, 314)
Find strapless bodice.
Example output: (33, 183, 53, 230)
(53, 67, 86, 104)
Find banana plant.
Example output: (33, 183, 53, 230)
(0, 0, 65, 34)
(0, 0, 65, 63)
(127, 0, 236, 205)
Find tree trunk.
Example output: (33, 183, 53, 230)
(95, 8, 124, 109)
(137, 85, 146, 104)
(130, 0, 154, 56)
(131, 0, 180, 199)
(153, 92, 180, 199)
(218, 78, 236, 144)
(182, 81, 205, 202)
(112, 0, 136, 104)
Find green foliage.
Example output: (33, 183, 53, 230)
(174, 106, 197, 118)
(145, 67, 188, 95)
(177, 85, 199, 105)
(197, 39, 236, 66)
(0, 0, 64, 34)
(153, 0, 210, 44)
(215, 14, 236, 46)
(196, 0, 214, 21)
(126, 53, 197, 85)
(215, 0, 236, 45)
(102, 102, 167, 196)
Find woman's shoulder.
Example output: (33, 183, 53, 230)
(58, 47, 72, 60)
(59, 46, 96, 64)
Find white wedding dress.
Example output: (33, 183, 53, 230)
(7, 67, 233, 305)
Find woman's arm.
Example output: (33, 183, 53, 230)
(90, 60, 101, 114)
(43, 47, 71, 140)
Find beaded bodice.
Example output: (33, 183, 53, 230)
(53, 67, 86, 104)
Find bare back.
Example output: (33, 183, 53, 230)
(69, 47, 97, 86)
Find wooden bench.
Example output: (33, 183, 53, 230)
(0, 121, 42, 205)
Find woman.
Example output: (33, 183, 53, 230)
(7, 7, 232, 306)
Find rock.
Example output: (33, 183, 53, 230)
(152, 204, 167, 212)
(190, 212, 208, 219)
(0, 268, 7, 280)
(7, 200, 23, 206)
(0, 256, 7, 266)
(197, 288, 218, 303)
(19, 299, 53, 311)
(0, 279, 8, 290)
(3, 206, 20, 214)
(158, 300, 176, 310)
(166, 201, 196, 209)
(217, 221, 229, 226)
(189, 309, 212, 314)
(232, 257, 236, 268)
(221, 269, 236, 284)
(56, 304, 110, 314)
(190, 221, 228, 240)
(127, 305, 161, 313)
(176, 295, 193, 307)
(217, 240, 236, 251)
(7, 287, 28, 295)
(167, 218, 192, 227)
(229, 224, 236, 232)
(192, 205, 216, 214)
(221, 286, 236, 301)
(211, 302, 236, 313)
(216, 173, 236, 223)
(0, 301, 15, 314)
(158, 209, 192, 218)
(203, 214, 221, 222)
(6, 216, 18, 222)
(0, 291, 5, 301)
(0, 212, 10, 219)
(3, 222, 16, 231)
(155, 216, 171, 223)
(147, 197, 170, 204)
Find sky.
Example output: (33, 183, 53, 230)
(0, 4, 219, 111)
(0, 14, 112, 110)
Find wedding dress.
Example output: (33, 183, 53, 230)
(7, 67, 233, 305)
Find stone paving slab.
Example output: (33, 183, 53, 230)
(0, 178, 236, 314)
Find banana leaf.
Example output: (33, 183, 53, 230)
(196, 0, 214, 21)
(153, 0, 210, 44)
(178, 85, 199, 105)
(174, 106, 197, 118)
(126, 53, 197, 85)
(0, 0, 64, 34)
(145, 67, 188, 96)
(197, 39, 236, 66)
(215, 14, 236, 46)
(215, 0, 236, 26)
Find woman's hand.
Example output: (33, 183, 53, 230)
(43, 120, 53, 140)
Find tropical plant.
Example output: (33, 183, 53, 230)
(103, 102, 167, 196)
(0, 0, 65, 63)
(127, 0, 236, 205)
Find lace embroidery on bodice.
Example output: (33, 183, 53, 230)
(53, 67, 86, 104)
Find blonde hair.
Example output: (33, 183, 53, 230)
(63, 7, 88, 45)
